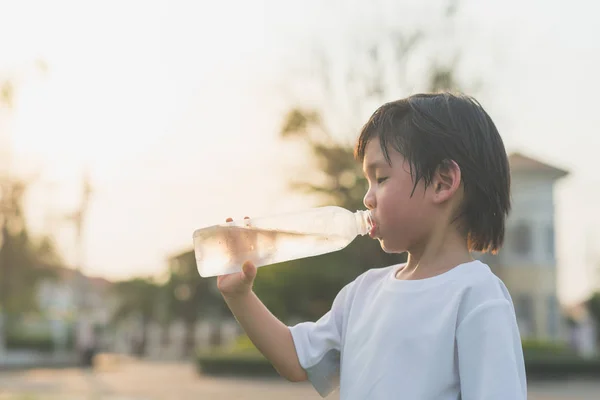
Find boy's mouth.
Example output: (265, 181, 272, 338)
(368, 218, 378, 238)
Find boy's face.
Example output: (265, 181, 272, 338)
(362, 137, 437, 254)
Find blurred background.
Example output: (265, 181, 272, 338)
(1, 0, 599, 398)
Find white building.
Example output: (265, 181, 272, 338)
(482, 152, 568, 341)
(36, 267, 113, 352)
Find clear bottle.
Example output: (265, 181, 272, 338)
(193, 206, 374, 277)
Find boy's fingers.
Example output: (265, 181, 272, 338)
(225, 217, 249, 222)
(241, 261, 257, 282)
(222, 218, 255, 282)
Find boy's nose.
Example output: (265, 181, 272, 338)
(363, 192, 376, 210)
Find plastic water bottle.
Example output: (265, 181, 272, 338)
(193, 206, 374, 277)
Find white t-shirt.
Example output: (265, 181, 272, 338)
(289, 260, 527, 399)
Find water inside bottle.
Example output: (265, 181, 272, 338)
(194, 225, 351, 277)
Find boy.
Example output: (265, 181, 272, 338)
(218, 92, 527, 399)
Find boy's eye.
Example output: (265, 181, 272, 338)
(376, 177, 388, 184)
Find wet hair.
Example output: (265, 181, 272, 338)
(354, 92, 510, 254)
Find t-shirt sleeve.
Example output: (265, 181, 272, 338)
(288, 281, 354, 397)
(456, 299, 527, 400)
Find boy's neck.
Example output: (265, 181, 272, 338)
(397, 230, 473, 281)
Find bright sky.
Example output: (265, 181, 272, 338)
(0, 0, 599, 304)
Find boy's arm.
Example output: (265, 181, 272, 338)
(223, 290, 308, 382)
(456, 299, 527, 400)
(216, 219, 307, 382)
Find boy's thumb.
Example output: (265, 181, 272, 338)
(241, 261, 257, 283)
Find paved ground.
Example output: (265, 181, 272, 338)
(0, 357, 599, 399)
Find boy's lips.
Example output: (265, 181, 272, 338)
(368, 218, 378, 238)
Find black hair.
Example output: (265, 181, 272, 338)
(354, 92, 510, 254)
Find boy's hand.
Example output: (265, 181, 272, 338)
(216, 217, 258, 299)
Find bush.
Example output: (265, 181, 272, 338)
(6, 327, 75, 353)
(229, 334, 260, 354)
(197, 336, 600, 379)
(196, 334, 279, 377)
(525, 355, 600, 380)
(196, 352, 278, 377)
(521, 339, 600, 379)
(6, 333, 55, 352)
(521, 339, 572, 357)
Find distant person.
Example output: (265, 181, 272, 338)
(76, 318, 96, 368)
(218, 93, 526, 399)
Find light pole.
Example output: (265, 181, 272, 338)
(64, 169, 93, 361)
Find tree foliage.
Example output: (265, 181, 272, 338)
(254, 0, 465, 322)
(0, 178, 61, 318)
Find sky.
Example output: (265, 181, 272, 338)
(0, 0, 599, 304)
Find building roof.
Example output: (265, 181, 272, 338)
(167, 247, 194, 262)
(508, 152, 569, 179)
(563, 301, 592, 323)
(49, 265, 113, 291)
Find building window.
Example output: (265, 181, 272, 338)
(512, 223, 532, 256)
(547, 225, 555, 259)
(547, 295, 559, 339)
(515, 294, 536, 338)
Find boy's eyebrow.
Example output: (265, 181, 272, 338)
(363, 161, 389, 174)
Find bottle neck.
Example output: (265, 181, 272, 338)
(354, 210, 373, 236)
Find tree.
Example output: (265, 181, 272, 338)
(587, 292, 600, 347)
(111, 277, 161, 357)
(252, 0, 466, 322)
(165, 250, 229, 356)
(279, 1, 464, 204)
(0, 176, 62, 353)
(0, 61, 57, 352)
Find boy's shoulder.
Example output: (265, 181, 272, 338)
(337, 265, 398, 302)
(360, 264, 398, 280)
(356, 259, 500, 282)
(454, 260, 513, 302)
(443, 260, 516, 323)
(351, 260, 512, 304)
(341, 261, 515, 329)
(351, 264, 398, 287)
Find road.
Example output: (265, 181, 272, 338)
(0, 357, 598, 399)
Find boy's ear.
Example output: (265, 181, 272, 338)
(431, 159, 461, 204)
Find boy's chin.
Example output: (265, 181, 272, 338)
(379, 239, 405, 254)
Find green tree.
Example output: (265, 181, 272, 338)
(587, 292, 600, 347)
(0, 179, 59, 328)
(111, 277, 161, 356)
(254, 0, 466, 322)
(0, 60, 56, 351)
(166, 251, 229, 356)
